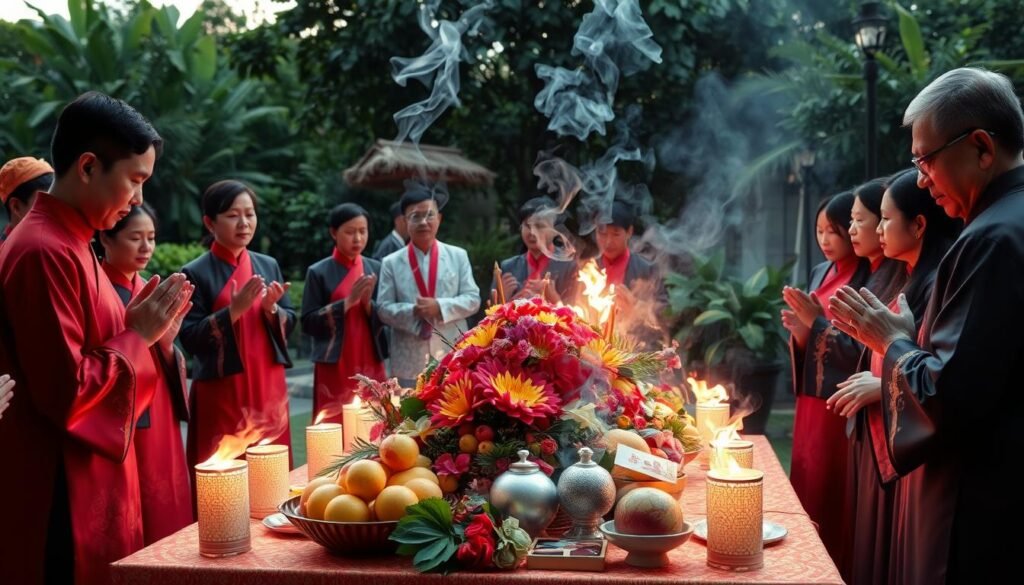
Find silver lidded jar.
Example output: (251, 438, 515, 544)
(490, 449, 559, 539)
(557, 446, 615, 539)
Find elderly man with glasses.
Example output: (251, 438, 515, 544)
(829, 67, 1024, 584)
(377, 181, 480, 387)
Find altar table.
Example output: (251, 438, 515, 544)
(111, 436, 842, 584)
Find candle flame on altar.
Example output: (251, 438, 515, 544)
(201, 423, 266, 467)
(573, 260, 615, 327)
(710, 443, 745, 475)
(709, 418, 744, 446)
(313, 403, 345, 426)
(199, 403, 288, 467)
(688, 376, 729, 405)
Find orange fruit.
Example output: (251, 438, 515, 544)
(323, 494, 371, 522)
(374, 486, 419, 521)
(388, 466, 439, 486)
(404, 477, 443, 501)
(414, 455, 432, 468)
(438, 474, 460, 494)
(458, 434, 478, 454)
(368, 500, 377, 520)
(477, 440, 495, 455)
(379, 434, 420, 471)
(335, 462, 353, 488)
(345, 460, 388, 501)
(300, 477, 337, 512)
(306, 484, 346, 520)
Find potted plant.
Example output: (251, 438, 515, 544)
(664, 251, 792, 434)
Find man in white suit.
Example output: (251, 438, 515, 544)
(378, 183, 480, 385)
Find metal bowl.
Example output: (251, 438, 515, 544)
(599, 520, 693, 567)
(278, 496, 399, 556)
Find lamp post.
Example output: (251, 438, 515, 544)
(793, 147, 817, 285)
(854, 1, 888, 180)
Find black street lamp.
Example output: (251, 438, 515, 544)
(854, 1, 888, 180)
(794, 146, 817, 285)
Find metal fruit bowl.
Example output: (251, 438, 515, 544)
(278, 496, 398, 556)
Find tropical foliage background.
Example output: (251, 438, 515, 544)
(2, 0, 1023, 287)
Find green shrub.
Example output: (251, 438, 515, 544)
(148, 242, 207, 277)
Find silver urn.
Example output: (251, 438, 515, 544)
(557, 447, 615, 539)
(490, 449, 559, 538)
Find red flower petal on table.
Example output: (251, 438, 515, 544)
(457, 514, 496, 568)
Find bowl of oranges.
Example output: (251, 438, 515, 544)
(281, 434, 445, 556)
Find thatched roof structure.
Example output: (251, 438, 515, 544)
(343, 140, 496, 190)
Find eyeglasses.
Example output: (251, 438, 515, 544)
(911, 128, 995, 176)
(406, 211, 438, 225)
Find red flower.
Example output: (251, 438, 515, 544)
(633, 416, 648, 430)
(457, 513, 496, 568)
(433, 453, 471, 477)
(530, 456, 555, 476)
(540, 437, 558, 456)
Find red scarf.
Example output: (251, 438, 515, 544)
(408, 242, 438, 339)
(603, 249, 630, 288)
(811, 256, 860, 321)
(526, 252, 550, 281)
(407, 241, 438, 297)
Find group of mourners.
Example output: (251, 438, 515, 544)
(3, 65, 1022, 584)
(0, 90, 666, 584)
(782, 67, 1024, 584)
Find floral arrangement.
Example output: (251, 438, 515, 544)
(399, 297, 683, 494)
(390, 496, 532, 573)
(326, 298, 697, 573)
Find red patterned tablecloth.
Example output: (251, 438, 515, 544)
(111, 436, 842, 585)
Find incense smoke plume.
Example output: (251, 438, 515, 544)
(391, 0, 495, 146)
(532, 0, 662, 257)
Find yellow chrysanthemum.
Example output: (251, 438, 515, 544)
(431, 378, 476, 426)
(490, 372, 546, 406)
(535, 311, 560, 326)
(582, 338, 631, 372)
(456, 322, 499, 350)
(483, 371, 560, 426)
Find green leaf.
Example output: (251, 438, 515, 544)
(693, 309, 732, 326)
(67, 0, 86, 38)
(705, 339, 728, 366)
(413, 537, 451, 567)
(27, 101, 63, 127)
(738, 323, 765, 351)
(893, 2, 928, 80)
(742, 268, 768, 297)
(179, 8, 205, 48)
(400, 397, 427, 420)
(190, 36, 217, 82)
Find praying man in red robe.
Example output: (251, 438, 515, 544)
(0, 92, 193, 585)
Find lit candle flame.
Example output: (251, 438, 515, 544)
(199, 407, 287, 467)
(688, 376, 730, 406)
(573, 260, 615, 327)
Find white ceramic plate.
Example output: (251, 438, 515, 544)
(691, 519, 787, 546)
(263, 512, 304, 535)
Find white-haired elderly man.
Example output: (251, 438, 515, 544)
(829, 67, 1024, 584)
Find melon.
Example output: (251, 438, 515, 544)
(615, 487, 684, 535)
(604, 429, 651, 455)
